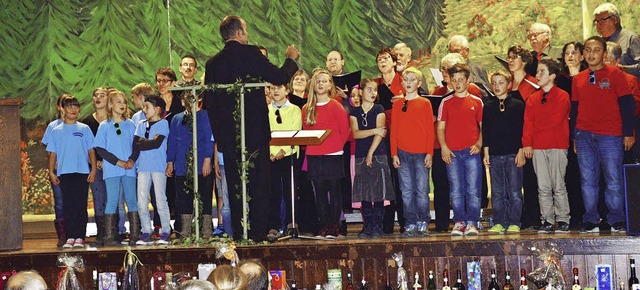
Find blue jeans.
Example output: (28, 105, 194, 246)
(397, 149, 430, 225)
(447, 148, 482, 224)
(216, 166, 233, 238)
(489, 154, 523, 227)
(50, 169, 64, 220)
(575, 129, 625, 224)
(137, 172, 170, 235)
(104, 176, 138, 214)
(89, 169, 107, 216)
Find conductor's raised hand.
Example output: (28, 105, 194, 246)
(286, 45, 300, 60)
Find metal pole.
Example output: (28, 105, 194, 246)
(240, 86, 248, 240)
(191, 88, 200, 241)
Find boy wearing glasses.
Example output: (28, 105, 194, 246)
(522, 59, 571, 234)
(437, 64, 484, 236)
(266, 83, 302, 241)
(390, 67, 434, 237)
(483, 71, 525, 234)
(572, 36, 635, 233)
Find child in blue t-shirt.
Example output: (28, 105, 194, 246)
(46, 95, 97, 249)
(41, 94, 68, 248)
(133, 96, 171, 245)
(94, 89, 139, 246)
(166, 95, 214, 240)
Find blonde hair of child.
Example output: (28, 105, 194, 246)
(107, 89, 131, 120)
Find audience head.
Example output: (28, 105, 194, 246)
(5, 270, 47, 290)
(604, 41, 622, 65)
(207, 265, 247, 290)
(179, 280, 216, 290)
(290, 70, 310, 95)
(527, 22, 552, 53)
(179, 55, 198, 81)
(593, 3, 621, 38)
(583, 36, 607, 69)
(507, 45, 533, 73)
(561, 41, 586, 75)
(376, 48, 397, 75)
(238, 260, 269, 290)
(448, 35, 470, 59)
(326, 50, 345, 75)
(220, 15, 248, 44)
(394, 42, 412, 72)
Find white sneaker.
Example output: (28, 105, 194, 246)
(451, 222, 466, 236)
(465, 224, 479, 236)
(73, 238, 85, 248)
(62, 238, 75, 249)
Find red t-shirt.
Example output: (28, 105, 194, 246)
(522, 85, 570, 149)
(390, 96, 434, 156)
(572, 65, 632, 136)
(432, 84, 483, 149)
(437, 93, 484, 151)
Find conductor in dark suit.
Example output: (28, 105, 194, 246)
(204, 15, 299, 241)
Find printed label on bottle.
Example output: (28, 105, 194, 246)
(519, 286, 528, 290)
(572, 284, 582, 290)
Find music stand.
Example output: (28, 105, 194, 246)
(270, 129, 332, 241)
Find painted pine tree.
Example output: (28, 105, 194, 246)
(330, 0, 377, 76)
(20, 0, 89, 120)
(136, 0, 171, 82)
(239, 0, 279, 61)
(73, 0, 149, 118)
(0, 2, 30, 100)
(266, 0, 303, 67)
(300, 0, 332, 72)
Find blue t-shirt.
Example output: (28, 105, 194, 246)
(349, 104, 387, 158)
(134, 119, 169, 173)
(46, 122, 94, 176)
(41, 119, 62, 146)
(94, 119, 136, 179)
(131, 110, 146, 127)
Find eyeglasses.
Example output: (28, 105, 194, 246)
(114, 122, 122, 135)
(499, 99, 505, 112)
(360, 112, 368, 127)
(589, 70, 596, 85)
(527, 31, 547, 39)
(402, 99, 409, 112)
(275, 109, 282, 124)
(156, 79, 172, 84)
(541, 92, 548, 104)
(181, 63, 196, 68)
(593, 15, 615, 25)
(506, 55, 521, 61)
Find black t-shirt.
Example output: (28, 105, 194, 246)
(349, 104, 386, 158)
(81, 114, 103, 161)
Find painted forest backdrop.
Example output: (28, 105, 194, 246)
(2, 0, 639, 214)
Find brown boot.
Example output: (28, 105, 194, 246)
(54, 219, 66, 248)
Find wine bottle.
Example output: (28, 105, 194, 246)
(427, 271, 437, 290)
(442, 270, 451, 290)
(573, 268, 582, 290)
(453, 270, 466, 290)
(519, 270, 528, 290)
(488, 269, 500, 290)
(346, 271, 355, 290)
(503, 271, 514, 290)
(291, 280, 298, 290)
(630, 259, 640, 290)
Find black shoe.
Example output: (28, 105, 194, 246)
(537, 222, 554, 234)
(580, 222, 599, 233)
(340, 221, 348, 237)
(555, 222, 570, 233)
(599, 221, 612, 232)
(611, 222, 627, 233)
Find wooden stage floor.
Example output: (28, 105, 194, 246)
(2, 224, 640, 289)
